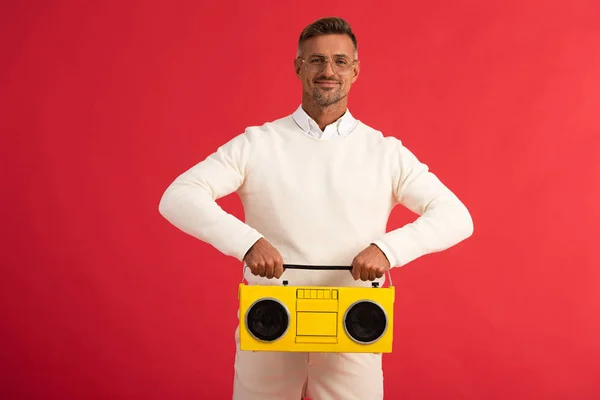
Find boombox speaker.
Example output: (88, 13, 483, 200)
(238, 264, 395, 353)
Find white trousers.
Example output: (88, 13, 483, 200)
(232, 326, 384, 400)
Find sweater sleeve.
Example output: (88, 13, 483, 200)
(371, 140, 474, 268)
(158, 131, 264, 261)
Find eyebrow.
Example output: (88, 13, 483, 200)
(309, 53, 352, 58)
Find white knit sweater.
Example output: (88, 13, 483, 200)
(158, 113, 473, 287)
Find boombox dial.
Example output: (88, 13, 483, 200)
(343, 300, 388, 344)
(246, 298, 290, 342)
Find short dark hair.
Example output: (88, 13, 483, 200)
(297, 17, 358, 56)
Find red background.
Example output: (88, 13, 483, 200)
(1, 1, 599, 399)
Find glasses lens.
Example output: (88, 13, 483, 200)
(333, 64, 353, 76)
(305, 58, 354, 76)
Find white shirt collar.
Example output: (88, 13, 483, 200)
(291, 105, 358, 140)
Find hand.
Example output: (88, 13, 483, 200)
(243, 238, 284, 279)
(351, 244, 391, 281)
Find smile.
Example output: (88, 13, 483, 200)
(314, 81, 339, 88)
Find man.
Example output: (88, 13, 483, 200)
(159, 16, 473, 400)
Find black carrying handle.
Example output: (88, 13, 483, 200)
(283, 264, 352, 271)
(241, 263, 393, 286)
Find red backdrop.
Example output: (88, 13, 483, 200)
(1, 1, 599, 399)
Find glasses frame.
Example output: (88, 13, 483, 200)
(297, 56, 358, 76)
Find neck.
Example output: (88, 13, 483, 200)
(301, 96, 347, 131)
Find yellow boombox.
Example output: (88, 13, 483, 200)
(238, 264, 395, 353)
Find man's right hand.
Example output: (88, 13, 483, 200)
(243, 238, 284, 279)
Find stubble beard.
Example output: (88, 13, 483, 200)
(313, 88, 345, 107)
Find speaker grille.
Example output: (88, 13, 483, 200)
(246, 299, 289, 342)
(344, 300, 387, 344)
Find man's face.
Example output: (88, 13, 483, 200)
(295, 34, 360, 107)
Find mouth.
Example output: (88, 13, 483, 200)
(314, 80, 340, 88)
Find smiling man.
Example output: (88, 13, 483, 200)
(159, 17, 474, 400)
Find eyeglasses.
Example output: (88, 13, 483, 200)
(297, 56, 357, 76)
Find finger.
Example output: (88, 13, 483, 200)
(248, 262, 258, 276)
(368, 268, 377, 281)
(360, 265, 370, 281)
(351, 262, 360, 280)
(265, 260, 275, 279)
(273, 257, 284, 279)
(375, 268, 385, 279)
(257, 262, 266, 277)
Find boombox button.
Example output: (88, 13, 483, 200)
(282, 280, 289, 286)
(372, 282, 379, 288)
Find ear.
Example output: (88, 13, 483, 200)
(294, 58, 302, 79)
(351, 60, 360, 83)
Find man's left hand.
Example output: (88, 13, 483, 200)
(351, 244, 391, 281)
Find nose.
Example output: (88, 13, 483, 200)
(321, 59, 336, 77)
